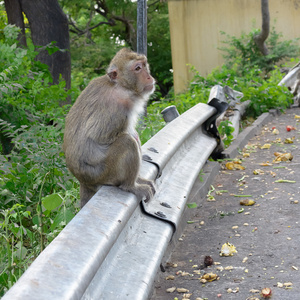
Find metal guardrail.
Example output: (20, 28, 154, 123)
(2, 98, 227, 300)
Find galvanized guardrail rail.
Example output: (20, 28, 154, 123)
(2, 92, 230, 300)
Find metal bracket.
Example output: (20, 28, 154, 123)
(204, 97, 229, 159)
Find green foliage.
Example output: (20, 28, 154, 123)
(218, 120, 234, 147)
(60, 0, 173, 96)
(219, 27, 300, 74)
(0, 25, 79, 295)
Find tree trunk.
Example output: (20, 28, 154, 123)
(4, 0, 27, 46)
(4, 0, 71, 91)
(254, 0, 270, 56)
(21, 0, 71, 90)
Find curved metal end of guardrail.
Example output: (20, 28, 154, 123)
(2, 89, 231, 300)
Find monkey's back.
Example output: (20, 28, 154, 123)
(63, 75, 132, 176)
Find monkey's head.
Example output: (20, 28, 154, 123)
(107, 48, 155, 97)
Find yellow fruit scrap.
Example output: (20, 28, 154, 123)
(261, 143, 271, 149)
(259, 162, 272, 166)
(294, 114, 300, 119)
(273, 152, 293, 162)
(253, 169, 264, 175)
(220, 242, 237, 256)
(272, 128, 279, 135)
(225, 161, 245, 170)
(240, 199, 256, 206)
(284, 138, 294, 144)
(201, 272, 219, 282)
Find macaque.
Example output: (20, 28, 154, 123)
(63, 48, 156, 207)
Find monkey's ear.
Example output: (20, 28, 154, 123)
(107, 65, 118, 82)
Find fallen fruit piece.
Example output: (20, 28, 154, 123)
(277, 282, 284, 288)
(261, 143, 272, 149)
(272, 128, 279, 135)
(261, 287, 272, 298)
(260, 162, 272, 166)
(273, 152, 293, 162)
(253, 169, 264, 175)
(249, 289, 260, 293)
(286, 125, 296, 131)
(240, 199, 256, 206)
(166, 287, 176, 293)
(294, 114, 300, 119)
(225, 161, 245, 170)
(182, 293, 192, 299)
(243, 152, 250, 158)
(283, 282, 293, 287)
(284, 138, 294, 144)
(242, 257, 248, 263)
(166, 275, 175, 280)
(220, 242, 237, 256)
(201, 272, 219, 282)
(204, 255, 214, 267)
(177, 288, 189, 293)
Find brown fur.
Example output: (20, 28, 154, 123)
(63, 48, 156, 207)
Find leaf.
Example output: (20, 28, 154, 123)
(275, 179, 296, 183)
(42, 193, 63, 211)
(187, 202, 197, 208)
(50, 209, 75, 231)
(261, 143, 271, 149)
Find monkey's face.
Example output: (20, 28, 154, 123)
(107, 48, 156, 97)
(131, 59, 156, 96)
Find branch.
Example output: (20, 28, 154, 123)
(253, 0, 270, 55)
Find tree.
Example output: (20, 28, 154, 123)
(4, 0, 71, 90)
(62, 0, 172, 97)
(253, 0, 270, 55)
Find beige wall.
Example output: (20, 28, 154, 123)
(168, 0, 300, 93)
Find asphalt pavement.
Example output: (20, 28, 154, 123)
(150, 107, 300, 300)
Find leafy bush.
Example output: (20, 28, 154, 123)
(0, 25, 79, 295)
(219, 27, 300, 74)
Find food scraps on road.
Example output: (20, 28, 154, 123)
(225, 161, 245, 170)
(284, 137, 294, 144)
(200, 272, 219, 282)
(261, 287, 272, 298)
(240, 199, 256, 206)
(220, 242, 237, 256)
(273, 152, 293, 162)
(272, 128, 279, 135)
(204, 255, 214, 267)
(286, 125, 296, 131)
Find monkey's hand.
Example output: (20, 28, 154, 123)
(136, 177, 156, 202)
(120, 178, 155, 203)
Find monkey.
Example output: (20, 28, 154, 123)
(63, 48, 156, 207)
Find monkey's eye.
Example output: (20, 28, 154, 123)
(135, 65, 142, 71)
